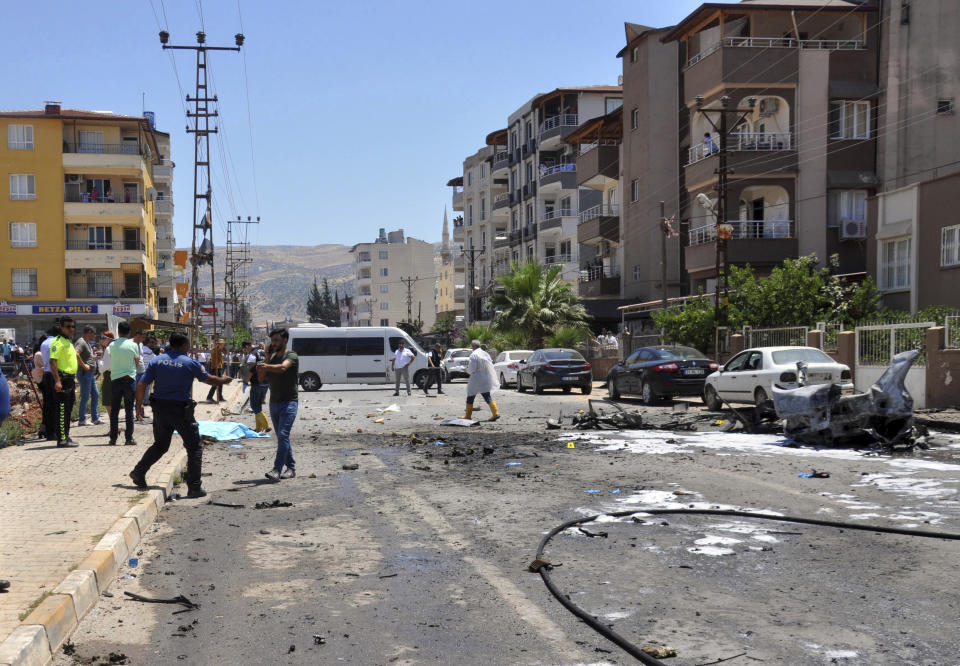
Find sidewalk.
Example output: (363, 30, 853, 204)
(0, 379, 245, 664)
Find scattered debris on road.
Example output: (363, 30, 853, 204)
(123, 591, 199, 611)
(253, 500, 294, 509)
(641, 645, 677, 658)
(342, 463, 360, 471)
(207, 501, 245, 509)
(798, 470, 830, 479)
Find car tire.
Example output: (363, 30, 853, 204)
(754, 386, 769, 407)
(562, 386, 571, 394)
(641, 381, 657, 405)
(499, 373, 507, 389)
(607, 377, 620, 400)
(704, 385, 722, 411)
(413, 370, 427, 389)
(581, 383, 592, 395)
(517, 375, 527, 392)
(533, 376, 544, 394)
(298, 372, 321, 392)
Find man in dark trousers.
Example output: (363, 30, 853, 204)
(423, 343, 446, 396)
(128, 332, 233, 498)
(48, 316, 85, 447)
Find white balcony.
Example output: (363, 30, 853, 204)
(687, 131, 793, 166)
(688, 219, 795, 246)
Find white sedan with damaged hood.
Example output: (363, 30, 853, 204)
(702, 346, 852, 410)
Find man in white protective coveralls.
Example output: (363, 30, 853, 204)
(463, 339, 500, 422)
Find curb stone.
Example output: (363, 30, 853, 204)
(0, 449, 188, 666)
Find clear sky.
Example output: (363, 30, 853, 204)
(4, 0, 732, 248)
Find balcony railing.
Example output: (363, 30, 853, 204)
(63, 142, 148, 156)
(580, 264, 619, 281)
(67, 273, 145, 299)
(687, 131, 793, 165)
(493, 151, 510, 171)
(579, 204, 619, 223)
(540, 114, 579, 136)
(65, 191, 145, 204)
(577, 140, 619, 157)
(66, 240, 145, 251)
(541, 208, 576, 222)
(688, 219, 795, 246)
(686, 36, 864, 69)
(494, 192, 510, 204)
(539, 163, 576, 178)
(544, 253, 576, 265)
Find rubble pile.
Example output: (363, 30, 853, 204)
(5, 376, 41, 436)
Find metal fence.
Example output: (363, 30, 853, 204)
(816, 321, 844, 353)
(742, 325, 808, 348)
(947, 315, 960, 349)
(855, 322, 934, 368)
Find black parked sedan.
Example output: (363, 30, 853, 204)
(606, 345, 717, 404)
(516, 348, 593, 395)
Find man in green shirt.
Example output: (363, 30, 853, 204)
(108, 320, 141, 446)
(48, 316, 85, 447)
(256, 328, 299, 482)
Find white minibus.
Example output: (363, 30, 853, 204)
(286, 325, 430, 391)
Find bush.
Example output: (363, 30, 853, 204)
(0, 418, 25, 448)
(544, 325, 590, 349)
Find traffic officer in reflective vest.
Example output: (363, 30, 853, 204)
(128, 332, 233, 498)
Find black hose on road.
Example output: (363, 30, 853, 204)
(536, 508, 960, 665)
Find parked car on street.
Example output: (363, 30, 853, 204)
(516, 348, 592, 394)
(441, 348, 472, 381)
(606, 345, 717, 405)
(493, 350, 533, 387)
(703, 346, 852, 410)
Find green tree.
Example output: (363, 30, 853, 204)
(396, 319, 424, 337)
(306, 277, 324, 323)
(431, 311, 457, 334)
(488, 260, 590, 349)
(320, 278, 340, 327)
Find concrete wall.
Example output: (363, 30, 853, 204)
(927, 327, 960, 408)
(915, 173, 960, 310)
(796, 49, 830, 264)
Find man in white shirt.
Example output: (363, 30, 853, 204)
(391, 340, 415, 397)
(39, 327, 58, 440)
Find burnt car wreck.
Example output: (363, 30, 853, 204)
(772, 349, 926, 450)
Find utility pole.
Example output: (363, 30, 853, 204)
(225, 215, 259, 333)
(159, 29, 243, 348)
(460, 246, 485, 325)
(694, 95, 756, 334)
(400, 276, 417, 323)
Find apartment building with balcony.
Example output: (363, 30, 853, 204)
(0, 102, 166, 340)
(150, 129, 183, 322)
(665, 1, 879, 293)
(865, 0, 960, 311)
(349, 228, 436, 330)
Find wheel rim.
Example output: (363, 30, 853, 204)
(303, 374, 318, 390)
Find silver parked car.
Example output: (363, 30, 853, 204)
(441, 348, 472, 381)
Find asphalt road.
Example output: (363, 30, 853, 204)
(57, 379, 960, 665)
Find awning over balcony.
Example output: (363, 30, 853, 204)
(564, 106, 623, 147)
(446, 176, 463, 187)
(485, 128, 508, 147)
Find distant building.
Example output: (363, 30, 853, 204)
(435, 208, 463, 320)
(350, 228, 436, 329)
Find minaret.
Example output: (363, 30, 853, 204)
(441, 207, 451, 261)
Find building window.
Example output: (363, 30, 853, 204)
(606, 98, 623, 113)
(480, 197, 486, 221)
(380, 302, 389, 311)
(9, 222, 37, 248)
(9, 174, 36, 200)
(633, 265, 641, 281)
(630, 179, 639, 202)
(380, 318, 390, 326)
(467, 170, 472, 187)
(12, 268, 37, 296)
(631, 46, 639, 63)
(380, 284, 389, 293)
(631, 108, 639, 130)
(7, 124, 34, 150)
(942, 225, 960, 267)
(880, 237, 911, 290)
(378, 250, 388, 260)
(468, 204, 473, 226)
(828, 190, 867, 227)
(937, 99, 955, 115)
(379, 267, 389, 277)
(525, 204, 533, 224)
(828, 100, 871, 139)
(481, 163, 487, 180)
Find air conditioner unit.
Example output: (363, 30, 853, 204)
(65, 174, 83, 183)
(840, 219, 867, 240)
(759, 98, 779, 117)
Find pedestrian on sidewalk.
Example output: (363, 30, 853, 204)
(391, 339, 414, 396)
(75, 325, 101, 426)
(423, 343, 445, 396)
(257, 328, 298, 482)
(133, 330, 148, 422)
(49, 316, 83, 447)
(205, 338, 226, 403)
(99, 331, 114, 409)
(463, 339, 500, 422)
(239, 341, 252, 387)
(128, 332, 233, 498)
(38, 326, 58, 440)
(246, 342, 270, 433)
(108, 321, 141, 446)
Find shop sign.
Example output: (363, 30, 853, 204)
(32, 304, 100, 315)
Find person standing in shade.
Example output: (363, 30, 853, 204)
(205, 338, 226, 403)
(38, 326, 58, 440)
(247, 342, 270, 433)
(75, 325, 101, 426)
(257, 328, 298, 482)
(108, 321, 140, 446)
(423, 343, 445, 396)
(99, 331, 114, 410)
(48, 316, 83, 447)
(128, 332, 233, 498)
(137, 334, 158, 419)
(463, 339, 500, 422)
(391, 339, 414, 397)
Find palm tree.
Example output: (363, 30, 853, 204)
(489, 260, 590, 349)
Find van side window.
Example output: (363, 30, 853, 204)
(292, 338, 346, 356)
(348, 337, 385, 356)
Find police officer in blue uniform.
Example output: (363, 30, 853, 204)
(128, 332, 232, 498)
